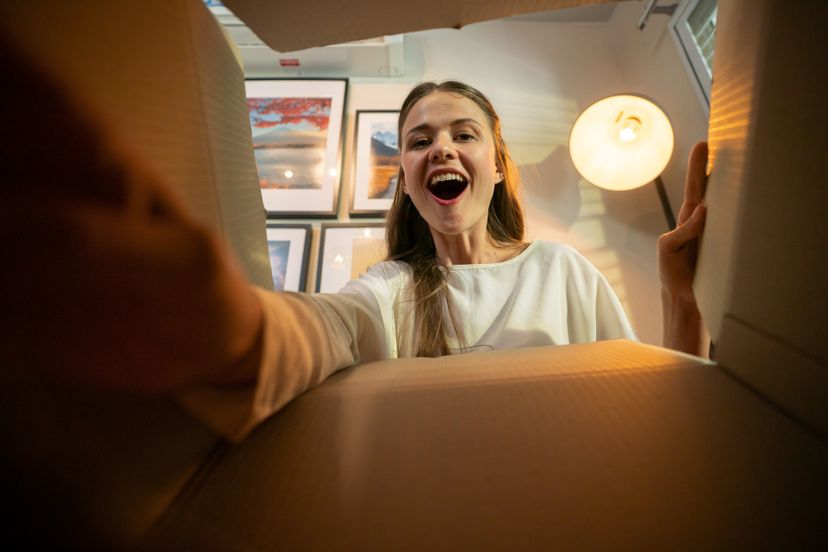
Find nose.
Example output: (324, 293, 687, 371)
(429, 134, 456, 162)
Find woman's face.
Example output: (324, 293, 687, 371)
(400, 91, 501, 239)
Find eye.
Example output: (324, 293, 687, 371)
(455, 132, 476, 142)
(410, 137, 431, 149)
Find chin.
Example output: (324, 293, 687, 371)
(432, 223, 472, 239)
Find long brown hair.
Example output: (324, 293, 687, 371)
(385, 81, 525, 356)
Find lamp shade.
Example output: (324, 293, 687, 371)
(569, 94, 674, 191)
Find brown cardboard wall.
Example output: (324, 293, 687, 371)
(149, 341, 828, 550)
(698, 0, 828, 434)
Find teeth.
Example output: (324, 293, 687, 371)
(429, 172, 466, 186)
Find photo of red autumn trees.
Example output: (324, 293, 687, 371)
(246, 97, 332, 190)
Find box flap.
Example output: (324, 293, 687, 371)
(223, 0, 616, 52)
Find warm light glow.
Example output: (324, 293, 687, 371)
(333, 254, 345, 266)
(363, 229, 373, 238)
(284, 170, 294, 178)
(569, 95, 674, 191)
(618, 116, 641, 143)
(329, 168, 338, 177)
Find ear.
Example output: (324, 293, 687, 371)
(494, 158, 504, 184)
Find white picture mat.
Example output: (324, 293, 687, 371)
(266, 226, 309, 292)
(353, 111, 399, 212)
(245, 80, 346, 214)
(318, 226, 387, 293)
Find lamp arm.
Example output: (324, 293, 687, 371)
(654, 175, 677, 230)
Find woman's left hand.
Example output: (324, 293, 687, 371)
(657, 141, 709, 354)
(658, 142, 708, 303)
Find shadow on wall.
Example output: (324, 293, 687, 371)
(598, 180, 671, 262)
(519, 146, 581, 229)
(518, 145, 665, 341)
(625, 209, 669, 256)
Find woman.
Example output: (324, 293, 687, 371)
(307, 80, 705, 361)
(177, 80, 706, 439)
(2, 47, 707, 441)
(355, 80, 636, 359)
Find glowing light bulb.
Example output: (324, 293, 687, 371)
(329, 168, 338, 177)
(618, 116, 642, 143)
(284, 170, 294, 178)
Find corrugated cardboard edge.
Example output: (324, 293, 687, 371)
(223, 0, 616, 52)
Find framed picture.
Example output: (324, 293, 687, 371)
(266, 223, 312, 292)
(351, 110, 400, 216)
(316, 223, 387, 293)
(245, 79, 347, 217)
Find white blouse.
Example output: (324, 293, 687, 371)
(179, 241, 636, 441)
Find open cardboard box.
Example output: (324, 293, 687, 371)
(1, 0, 825, 549)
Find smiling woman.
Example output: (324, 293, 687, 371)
(387, 81, 530, 355)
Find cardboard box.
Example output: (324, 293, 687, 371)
(148, 340, 827, 550)
(1, 0, 825, 549)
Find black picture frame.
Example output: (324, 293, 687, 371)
(265, 223, 312, 292)
(350, 110, 400, 217)
(245, 78, 348, 217)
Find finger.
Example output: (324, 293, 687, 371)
(0, 33, 123, 204)
(0, 200, 221, 389)
(659, 203, 706, 255)
(0, 31, 190, 225)
(0, 198, 207, 281)
(114, 143, 193, 223)
(677, 142, 709, 225)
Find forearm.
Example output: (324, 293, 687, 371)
(178, 288, 384, 442)
(206, 288, 265, 387)
(661, 287, 708, 357)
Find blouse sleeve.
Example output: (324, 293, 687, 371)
(593, 271, 638, 342)
(563, 244, 637, 343)
(177, 280, 389, 443)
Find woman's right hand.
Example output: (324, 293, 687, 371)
(0, 36, 262, 392)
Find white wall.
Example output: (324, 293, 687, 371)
(243, 2, 710, 346)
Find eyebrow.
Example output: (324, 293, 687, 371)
(405, 118, 483, 137)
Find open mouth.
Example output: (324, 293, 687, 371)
(428, 172, 468, 201)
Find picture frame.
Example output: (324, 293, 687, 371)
(351, 110, 400, 216)
(266, 223, 312, 292)
(316, 223, 387, 293)
(245, 79, 347, 217)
